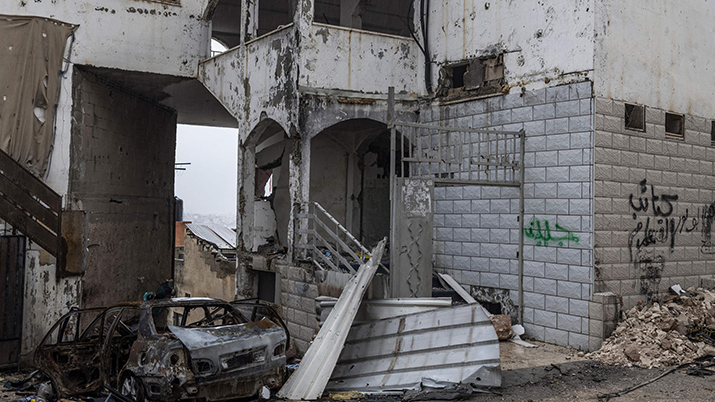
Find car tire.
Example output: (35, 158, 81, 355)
(120, 373, 146, 402)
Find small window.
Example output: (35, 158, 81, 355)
(625, 104, 645, 131)
(665, 113, 684, 138)
(711, 121, 715, 146)
(451, 64, 468, 89)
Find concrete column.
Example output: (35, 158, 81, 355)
(237, 143, 256, 253)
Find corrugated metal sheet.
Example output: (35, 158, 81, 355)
(208, 224, 237, 248)
(278, 240, 386, 400)
(186, 223, 235, 250)
(325, 303, 502, 392)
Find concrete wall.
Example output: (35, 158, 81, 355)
(69, 68, 175, 308)
(6, 0, 210, 77)
(175, 234, 236, 300)
(593, 98, 715, 311)
(427, 0, 594, 92)
(200, 25, 297, 145)
(594, 1, 715, 119)
(20, 249, 81, 366)
(428, 82, 594, 350)
(300, 23, 422, 96)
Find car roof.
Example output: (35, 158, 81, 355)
(112, 297, 230, 309)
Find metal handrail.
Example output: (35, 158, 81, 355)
(295, 201, 386, 274)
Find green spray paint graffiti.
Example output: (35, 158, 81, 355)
(524, 219, 579, 247)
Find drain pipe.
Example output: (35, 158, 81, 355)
(421, 0, 432, 94)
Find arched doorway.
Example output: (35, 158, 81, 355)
(308, 118, 408, 248)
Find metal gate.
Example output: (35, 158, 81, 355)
(0, 235, 26, 367)
(387, 88, 526, 320)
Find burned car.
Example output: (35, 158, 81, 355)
(35, 298, 288, 401)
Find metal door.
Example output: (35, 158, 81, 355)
(0, 235, 26, 367)
(390, 178, 434, 297)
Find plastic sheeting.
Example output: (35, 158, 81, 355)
(0, 15, 77, 177)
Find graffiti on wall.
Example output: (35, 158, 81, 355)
(524, 219, 579, 247)
(627, 179, 715, 301)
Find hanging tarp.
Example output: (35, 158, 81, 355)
(0, 15, 77, 177)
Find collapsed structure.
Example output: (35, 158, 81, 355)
(2, 0, 715, 370)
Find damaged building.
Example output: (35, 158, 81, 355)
(3, 0, 715, 371)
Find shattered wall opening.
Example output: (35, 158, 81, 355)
(243, 119, 289, 253)
(313, 0, 413, 37)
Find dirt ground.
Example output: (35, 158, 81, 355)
(476, 341, 715, 402)
(2, 342, 715, 402)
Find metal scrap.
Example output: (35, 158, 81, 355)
(278, 239, 386, 400)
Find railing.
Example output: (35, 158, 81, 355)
(294, 202, 380, 274)
(0, 148, 62, 259)
(392, 121, 525, 187)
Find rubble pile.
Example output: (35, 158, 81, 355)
(588, 287, 715, 368)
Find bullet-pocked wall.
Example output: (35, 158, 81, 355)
(427, 82, 595, 350)
(69, 67, 176, 308)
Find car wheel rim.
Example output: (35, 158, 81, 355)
(121, 376, 139, 399)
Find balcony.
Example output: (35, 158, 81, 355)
(299, 22, 422, 96)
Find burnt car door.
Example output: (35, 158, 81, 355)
(230, 300, 290, 350)
(102, 307, 141, 388)
(35, 308, 112, 396)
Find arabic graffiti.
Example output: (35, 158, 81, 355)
(524, 219, 579, 247)
(627, 179, 715, 300)
(627, 179, 696, 262)
(629, 179, 678, 218)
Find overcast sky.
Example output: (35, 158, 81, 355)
(175, 124, 238, 217)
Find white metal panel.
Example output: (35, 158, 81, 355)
(278, 239, 386, 400)
(326, 303, 501, 392)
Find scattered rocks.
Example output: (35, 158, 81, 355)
(588, 287, 715, 368)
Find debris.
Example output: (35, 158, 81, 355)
(259, 386, 271, 399)
(438, 273, 478, 305)
(3, 371, 41, 391)
(489, 315, 513, 340)
(588, 287, 715, 368)
(403, 383, 474, 401)
(278, 239, 386, 400)
(509, 324, 537, 347)
(670, 284, 686, 296)
(329, 391, 364, 400)
(624, 346, 640, 362)
(325, 303, 501, 393)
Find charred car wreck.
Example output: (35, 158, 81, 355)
(35, 298, 288, 401)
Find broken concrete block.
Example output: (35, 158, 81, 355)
(489, 314, 513, 341)
(624, 346, 640, 362)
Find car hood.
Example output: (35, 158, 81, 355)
(168, 319, 285, 352)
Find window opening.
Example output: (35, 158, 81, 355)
(665, 113, 684, 138)
(625, 103, 645, 131)
(209, 0, 243, 48)
(256, 0, 296, 38)
(313, 0, 413, 37)
(711, 121, 715, 146)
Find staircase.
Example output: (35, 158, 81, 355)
(0, 148, 63, 262)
